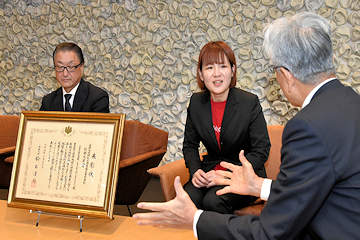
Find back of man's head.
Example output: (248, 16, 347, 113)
(263, 12, 335, 85)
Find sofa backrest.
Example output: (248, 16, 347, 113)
(0, 115, 20, 150)
(265, 125, 284, 180)
(120, 120, 168, 160)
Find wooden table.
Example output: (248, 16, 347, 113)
(0, 200, 195, 240)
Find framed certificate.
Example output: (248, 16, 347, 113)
(8, 111, 125, 219)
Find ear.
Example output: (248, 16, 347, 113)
(198, 69, 204, 81)
(281, 68, 295, 93)
(231, 65, 235, 77)
(80, 63, 84, 77)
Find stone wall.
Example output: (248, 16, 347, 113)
(0, 0, 359, 164)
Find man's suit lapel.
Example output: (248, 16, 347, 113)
(200, 91, 219, 148)
(72, 79, 88, 112)
(53, 88, 64, 111)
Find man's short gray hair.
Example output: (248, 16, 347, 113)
(263, 12, 335, 85)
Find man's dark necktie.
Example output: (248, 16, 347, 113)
(64, 94, 72, 111)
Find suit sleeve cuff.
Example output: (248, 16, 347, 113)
(193, 209, 203, 239)
(260, 178, 272, 201)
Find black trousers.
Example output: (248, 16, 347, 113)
(184, 180, 254, 214)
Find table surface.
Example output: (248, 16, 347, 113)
(0, 200, 195, 240)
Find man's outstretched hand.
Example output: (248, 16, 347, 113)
(133, 176, 198, 230)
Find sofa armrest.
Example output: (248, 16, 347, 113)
(4, 156, 14, 163)
(0, 146, 16, 156)
(119, 149, 166, 169)
(148, 158, 190, 201)
(234, 199, 266, 216)
(0, 147, 16, 189)
(0, 146, 16, 163)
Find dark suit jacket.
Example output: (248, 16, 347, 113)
(183, 87, 270, 178)
(197, 79, 360, 239)
(40, 79, 109, 113)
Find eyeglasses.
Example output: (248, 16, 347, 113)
(54, 62, 83, 73)
(268, 65, 290, 74)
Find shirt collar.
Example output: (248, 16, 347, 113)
(302, 77, 336, 108)
(62, 82, 80, 97)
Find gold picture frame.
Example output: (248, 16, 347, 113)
(8, 111, 125, 219)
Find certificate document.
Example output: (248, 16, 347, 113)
(16, 121, 113, 207)
(8, 112, 125, 218)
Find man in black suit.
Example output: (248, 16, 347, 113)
(133, 12, 360, 239)
(40, 42, 109, 113)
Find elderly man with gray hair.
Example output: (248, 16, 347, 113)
(133, 12, 360, 240)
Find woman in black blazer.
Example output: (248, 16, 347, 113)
(183, 41, 270, 214)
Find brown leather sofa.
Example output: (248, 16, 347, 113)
(0, 115, 20, 189)
(148, 125, 284, 216)
(0, 115, 168, 215)
(115, 120, 168, 214)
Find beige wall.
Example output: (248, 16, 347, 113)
(0, 0, 359, 164)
